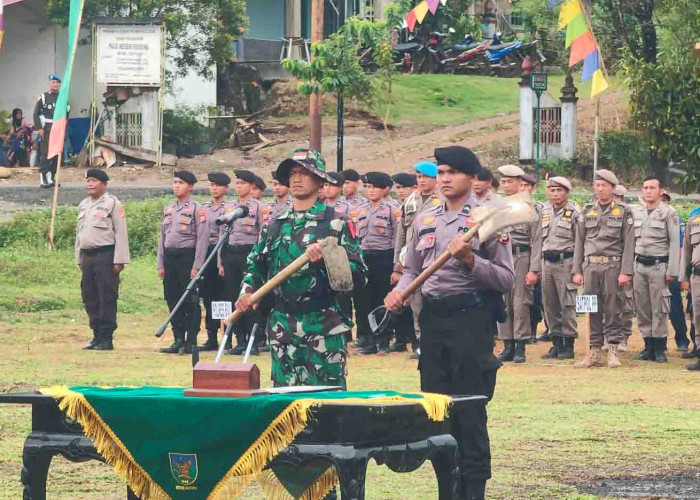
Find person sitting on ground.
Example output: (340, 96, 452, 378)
(1, 108, 33, 167)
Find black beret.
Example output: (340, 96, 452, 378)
(391, 172, 417, 187)
(362, 171, 393, 189)
(234, 169, 257, 184)
(207, 171, 231, 186)
(343, 169, 360, 182)
(270, 171, 278, 181)
(253, 175, 266, 191)
(85, 169, 109, 182)
(434, 146, 482, 175)
(326, 171, 344, 185)
(174, 170, 197, 184)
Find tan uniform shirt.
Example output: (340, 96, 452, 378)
(217, 198, 264, 266)
(632, 203, 680, 277)
(261, 197, 292, 225)
(394, 190, 442, 266)
(197, 200, 226, 245)
(541, 200, 579, 253)
(573, 200, 635, 275)
(508, 195, 542, 273)
(75, 193, 130, 265)
(678, 214, 700, 282)
(327, 198, 351, 220)
(357, 201, 401, 251)
(156, 198, 209, 270)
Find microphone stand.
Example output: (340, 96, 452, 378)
(155, 220, 236, 367)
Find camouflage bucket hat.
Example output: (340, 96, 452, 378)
(276, 148, 335, 187)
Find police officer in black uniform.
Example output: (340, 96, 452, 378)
(33, 74, 65, 188)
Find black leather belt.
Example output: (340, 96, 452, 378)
(543, 251, 573, 263)
(275, 297, 335, 314)
(636, 255, 668, 266)
(512, 244, 530, 255)
(423, 292, 484, 314)
(225, 244, 253, 254)
(81, 245, 115, 255)
(692, 268, 700, 276)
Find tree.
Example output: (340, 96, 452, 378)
(45, 0, 247, 79)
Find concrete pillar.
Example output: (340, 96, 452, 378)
(519, 78, 534, 162)
(286, 0, 302, 37)
(560, 73, 578, 159)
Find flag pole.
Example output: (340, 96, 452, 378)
(48, 155, 62, 250)
(592, 95, 600, 184)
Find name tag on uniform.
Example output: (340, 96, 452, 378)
(576, 295, 598, 313)
(211, 301, 232, 319)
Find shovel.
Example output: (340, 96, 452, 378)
(368, 193, 538, 334)
(214, 235, 354, 362)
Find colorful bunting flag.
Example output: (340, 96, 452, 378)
(0, 1, 4, 51)
(427, 0, 439, 15)
(406, 9, 417, 32)
(591, 69, 609, 97)
(565, 13, 588, 48)
(581, 50, 600, 82)
(569, 30, 596, 66)
(558, 0, 582, 30)
(548, 0, 564, 7)
(47, 0, 86, 160)
(440, 0, 447, 5)
(414, 1, 429, 24)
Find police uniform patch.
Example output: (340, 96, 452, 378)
(197, 208, 206, 222)
(432, 198, 441, 206)
(498, 233, 510, 244)
(612, 207, 621, 216)
(542, 214, 551, 223)
(347, 220, 357, 238)
(423, 216, 435, 225)
(586, 210, 598, 217)
(416, 234, 435, 250)
(393, 208, 401, 222)
(118, 205, 126, 219)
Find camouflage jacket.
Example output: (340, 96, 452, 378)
(242, 200, 367, 332)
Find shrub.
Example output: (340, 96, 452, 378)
(598, 130, 649, 182)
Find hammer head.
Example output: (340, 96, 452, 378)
(319, 236, 354, 292)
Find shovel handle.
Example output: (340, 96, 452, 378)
(222, 236, 336, 326)
(399, 223, 481, 301)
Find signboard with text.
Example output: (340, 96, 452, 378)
(96, 25, 162, 86)
(576, 295, 598, 313)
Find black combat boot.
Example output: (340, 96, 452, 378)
(637, 337, 653, 360)
(538, 331, 552, 342)
(377, 336, 391, 355)
(513, 340, 526, 363)
(200, 331, 219, 351)
(686, 359, 700, 371)
(160, 332, 185, 353)
(180, 332, 198, 355)
(389, 340, 407, 352)
(497, 340, 515, 362)
(460, 479, 486, 500)
(357, 339, 378, 355)
(681, 347, 699, 359)
(94, 329, 114, 351)
(541, 335, 561, 359)
(83, 328, 101, 350)
(653, 338, 667, 363)
(558, 337, 575, 359)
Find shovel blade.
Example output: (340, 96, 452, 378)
(320, 237, 354, 292)
(368, 305, 392, 334)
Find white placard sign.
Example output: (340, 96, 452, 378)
(96, 25, 162, 86)
(576, 295, 598, 313)
(211, 301, 232, 320)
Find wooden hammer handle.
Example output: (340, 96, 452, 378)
(222, 236, 335, 326)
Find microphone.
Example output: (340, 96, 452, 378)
(215, 205, 249, 225)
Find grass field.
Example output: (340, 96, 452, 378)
(1, 245, 699, 499)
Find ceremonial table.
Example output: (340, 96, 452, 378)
(0, 390, 486, 500)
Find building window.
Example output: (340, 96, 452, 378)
(510, 12, 523, 29)
(116, 112, 143, 148)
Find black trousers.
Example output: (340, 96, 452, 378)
(354, 249, 394, 344)
(669, 280, 690, 347)
(80, 248, 119, 333)
(163, 248, 201, 340)
(39, 124, 58, 175)
(419, 302, 499, 481)
(221, 244, 255, 346)
(201, 245, 225, 334)
(530, 281, 544, 336)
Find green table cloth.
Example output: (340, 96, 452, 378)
(42, 386, 451, 500)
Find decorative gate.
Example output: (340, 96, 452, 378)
(116, 112, 143, 148)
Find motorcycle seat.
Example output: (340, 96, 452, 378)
(449, 42, 480, 52)
(395, 42, 419, 52)
(488, 41, 519, 52)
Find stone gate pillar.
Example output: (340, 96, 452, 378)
(519, 76, 534, 162)
(560, 73, 578, 159)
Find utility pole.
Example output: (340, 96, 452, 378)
(309, 0, 324, 151)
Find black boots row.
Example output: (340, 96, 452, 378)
(637, 337, 668, 363)
(82, 328, 114, 351)
(160, 331, 198, 355)
(497, 340, 526, 363)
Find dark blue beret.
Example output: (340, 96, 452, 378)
(343, 169, 360, 182)
(391, 172, 417, 187)
(174, 170, 197, 184)
(362, 171, 393, 189)
(86, 169, 109, 182)
(234, 169, 257, 184)
(253, 175, 266, 191)
(207, 171, 231, 186)
(434, 146, 482, 174)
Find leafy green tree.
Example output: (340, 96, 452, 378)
(45, 0, 247, 79)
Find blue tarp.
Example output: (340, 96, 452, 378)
(67, 117, 91, 154)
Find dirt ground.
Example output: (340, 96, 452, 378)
(0, 89, 626, 189)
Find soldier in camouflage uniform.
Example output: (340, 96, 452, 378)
(236, 149, 367, 388)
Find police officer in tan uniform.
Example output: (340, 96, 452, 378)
(385, 145, 514, 499)
(342, 169, 369, 220)
(496, 165, 542, 364)
(76, 169, 130, 351)
(262, 172, 292, 224)
(611, 184, 634, 351)
(540, 176, 579, 359)
(391, 162, 441, 358)
(218, 169, 265, 354)
(632, 176, 680, 363)
(573, 169, 635, 368)
(680, 210, 700, 371)
(157, 171, 209, 354)
(197, 171, 230, 351)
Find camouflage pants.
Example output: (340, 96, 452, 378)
(268, 309, 348, 389)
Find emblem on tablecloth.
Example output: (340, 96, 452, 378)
(169, 453, 198, 489)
